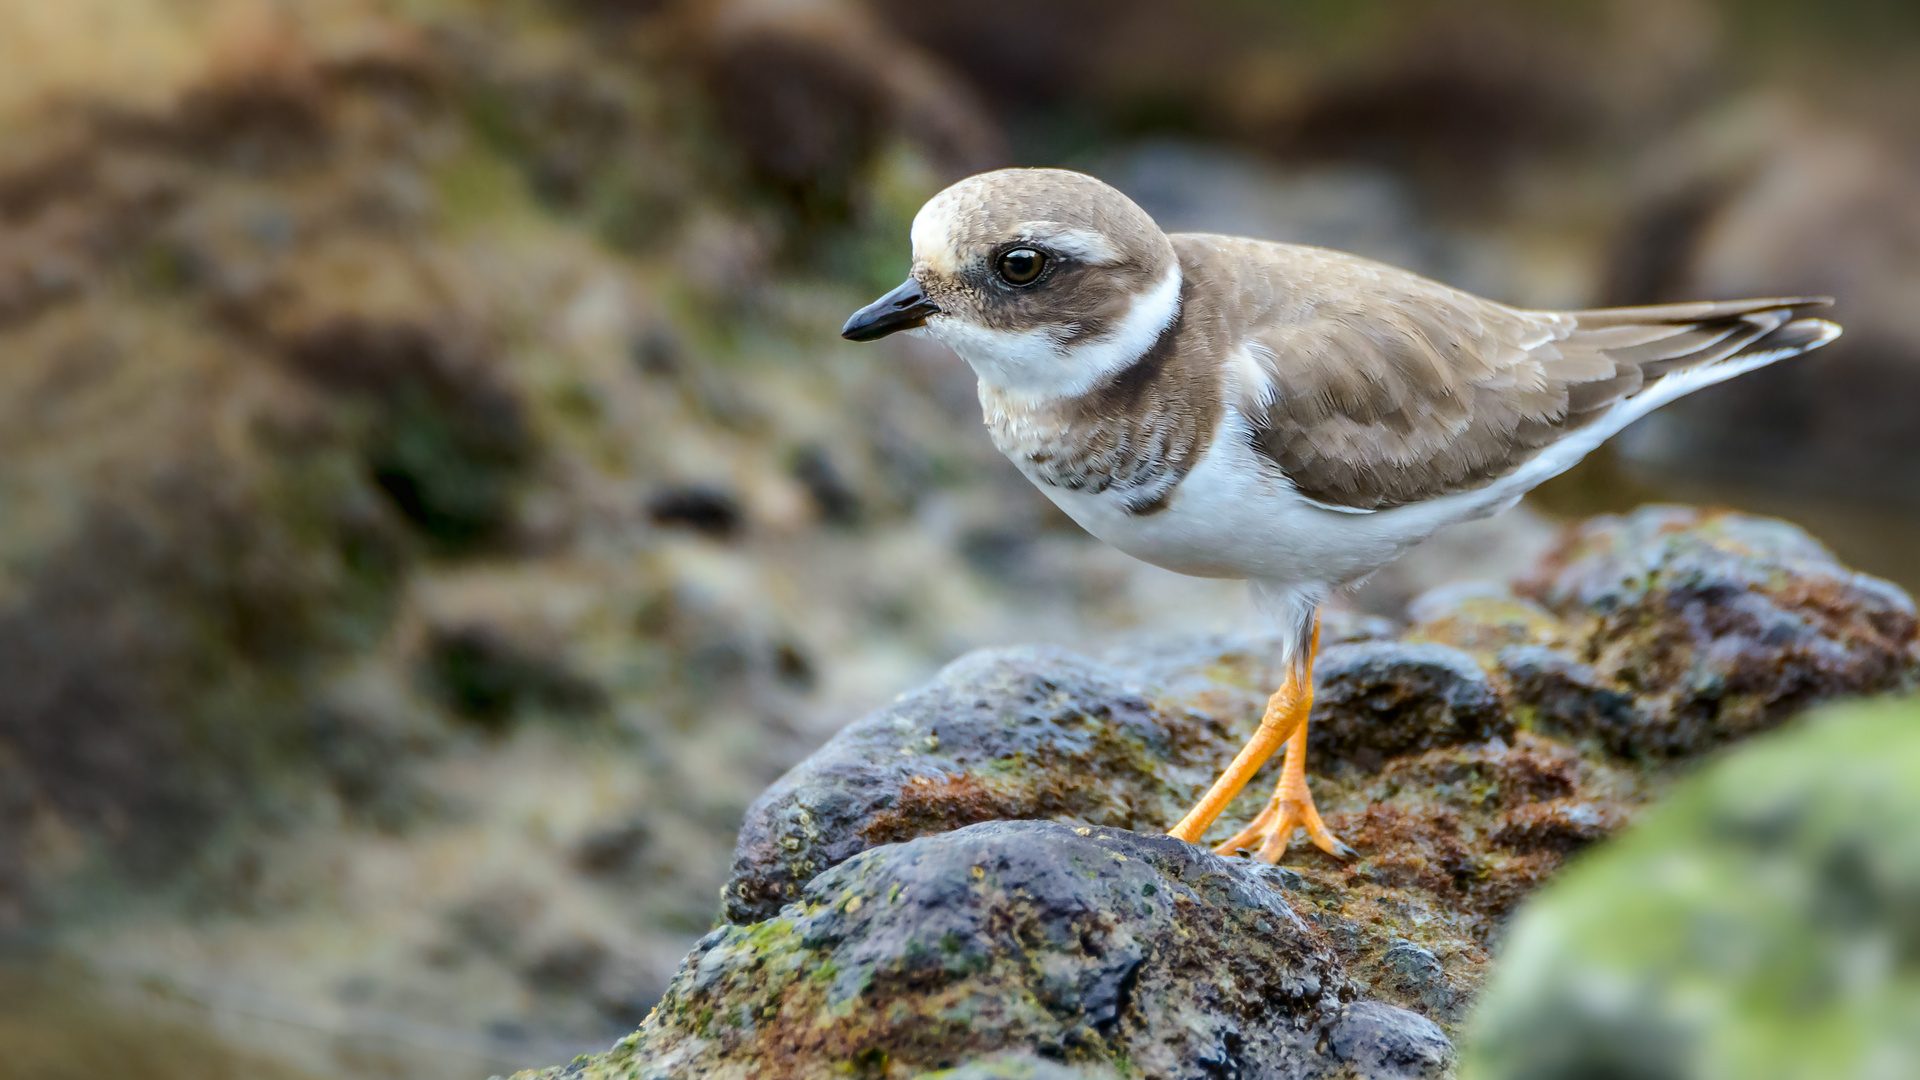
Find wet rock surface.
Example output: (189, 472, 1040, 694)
(523, 507, 1917, 1077)
(535, 820, 1454, 1080)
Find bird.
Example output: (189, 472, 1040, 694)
(839, 167, 1840, 863)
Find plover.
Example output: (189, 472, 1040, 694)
(841, 167, 1840, 862)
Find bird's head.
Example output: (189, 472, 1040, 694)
(842, 168, 1182, 400)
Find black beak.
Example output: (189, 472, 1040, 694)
(842, 277, 940, 341)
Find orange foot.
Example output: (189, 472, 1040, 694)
(1210, 728, 1353, 863)
(1167, 611, 1354, 863)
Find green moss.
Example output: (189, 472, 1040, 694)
(1463, 696, 1920, 1080)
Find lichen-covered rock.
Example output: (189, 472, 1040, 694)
(1520, 506, 1918, 757)
(707, 509, 1919, 1045)
(1404, 584, 1569, 665)
(713, 637, 1632, 1043)
(1493, 645, 1643, 756)
(1460, 696, 1920, 1080)
(723, 636, 1518, 925)
(539, 820, 1425, 1080)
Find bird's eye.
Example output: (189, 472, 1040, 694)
(996, 247, 1046, 286)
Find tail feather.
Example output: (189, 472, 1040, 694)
(1573, 296, 1831, 328)
(1482, 302, 1841, 505)
(1565, 296, 1837, 397)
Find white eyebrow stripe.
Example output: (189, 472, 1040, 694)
(1017, 222, 1121, 265)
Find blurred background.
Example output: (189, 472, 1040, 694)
(0, 0, 1916, 1076)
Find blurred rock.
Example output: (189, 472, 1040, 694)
(1461, 696, 1920, 1080)
(420, 621, 606, 733)
(1257, 7, 1595, 205)
(687, 0, 1006, 223)
(644, 484, 744, 538)
(278, 315, 537, 553)
(572, 816, 654, 877)
(1603, 99, 1920, 508)
(883, 0, 1722, 211)
(1096, 142, 1450, 281)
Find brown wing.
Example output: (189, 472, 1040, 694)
(1184, 238, 1833, 511)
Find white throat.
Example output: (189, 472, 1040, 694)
(924, 263, 1183, 403)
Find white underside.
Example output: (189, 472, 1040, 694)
(1014, 333, 1829, 655)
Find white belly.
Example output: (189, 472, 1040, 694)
(1019, 409, 1512, 590)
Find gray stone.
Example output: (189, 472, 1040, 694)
(1376, 941, 1463, 1024)
(1329, 1001, 1456, 1079)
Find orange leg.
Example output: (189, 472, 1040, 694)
(1165, 658, 1304, 844)
(1167, 614, 1353, 862)
(1211, 710, 1354, 862)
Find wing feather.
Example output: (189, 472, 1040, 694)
(1173, 235, 1835, 511)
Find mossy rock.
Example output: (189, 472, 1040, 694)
(1462, 696, 1920, 1080)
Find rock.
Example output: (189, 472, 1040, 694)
(645, 484, 745, 539)
(1404, 584, 1568, 665)
(700, 507, 1916, 1068)
(1493, 645, 1643, 756)
(1328, 1001, 1455, 1080)
(566, 821, 1369, 1080)
(1372, 942, 1463, 1025)
(1489, 798, 1625, 856)
(1520, 506, 1917, 757)
(1308, 642, 1513, 774)
(688, 0, 1006, 221)
(421, 621, 606, 732)
(277, 313, 537, 555)
(719, 647, 1233, 925)
(516, 505, 1917, 1077)
(712, 634, 1595, 1037)
(1094, 142, 1450, 283)
(1461, 696, 1920, 1080)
